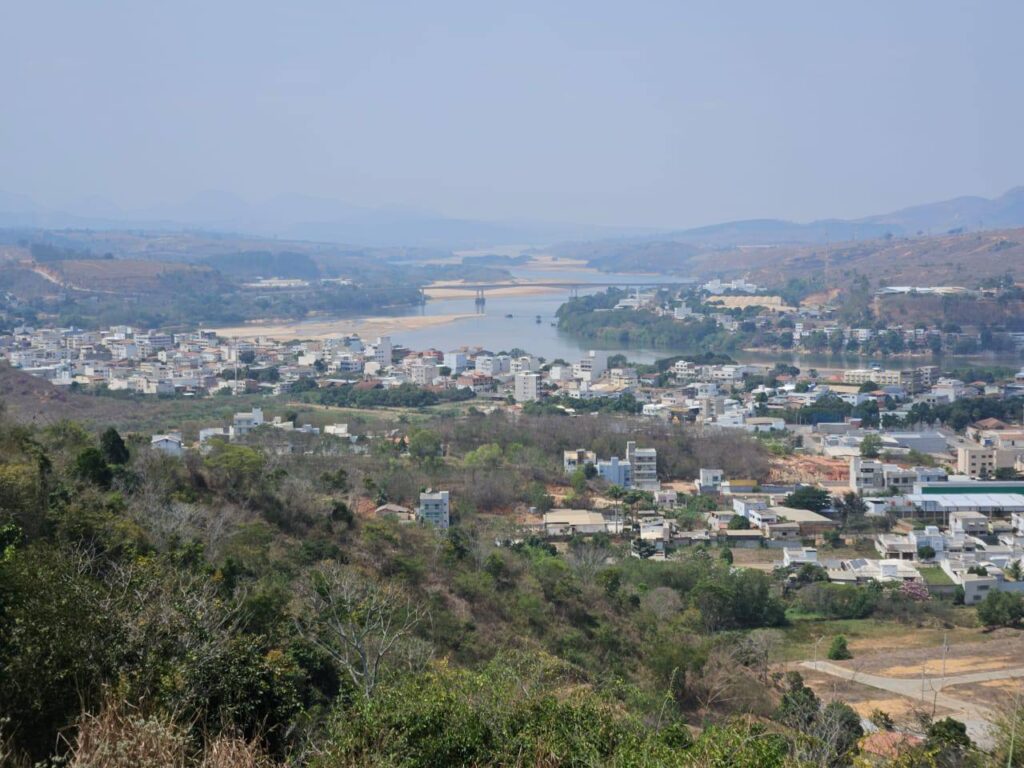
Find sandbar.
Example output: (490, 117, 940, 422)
(211, 312, 476, 341)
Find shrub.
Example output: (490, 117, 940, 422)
(827, 635, 852, 661)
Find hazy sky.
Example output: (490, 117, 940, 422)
(2, 1, 1022, 228)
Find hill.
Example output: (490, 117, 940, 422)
(0, 364, 135, 424)
(653, 186, 1024, 247)
(552, 228, 1024, 289)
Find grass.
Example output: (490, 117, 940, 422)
(776, 615, 983, 662)
(918, 566, 954, 586)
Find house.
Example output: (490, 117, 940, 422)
(707, 509, 738, 529)
(828, 558, 922, 584)
(417, 490, 450, 529)
(733, 499, 778, 528)
(563, 449, 597, 474)
(949, 510, 989, 536)
(374, 503, 415, 523)
(543, 509, 608, 536)
(696, 468, 724, 494)
(151, 433, 183, 457)
(768, 506, 838, 536)
(597, 456, 632, 487)
(764, 521, 801, 540)
(231, 407, 264, 439)
(654, 489, 678, 507)
(720, 528, 764, 548)
(721, 479, 757, 494)
(783, 547, 818, 567)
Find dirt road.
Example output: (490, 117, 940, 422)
(802, 660, 1024, 748)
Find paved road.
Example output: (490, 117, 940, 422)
(801, 660, 1024, 748)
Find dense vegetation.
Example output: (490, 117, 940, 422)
(0, 403, 1001, 766)
(556, 291, 743, 352)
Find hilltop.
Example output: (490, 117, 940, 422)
(552, 228, 1024, 289)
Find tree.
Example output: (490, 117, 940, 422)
(719, 547, 734, 564)
(100, 427, 130, 465)
(976, 590, 1024, 628)
(827, 635, 852, 660)
(407, 429, 442, 464)
(569, 468, 588, 495)
(727, 515, 751, 530)
(75, 447, 113, 489)
(294, 563, 426, 698)
(778, 672, 820, 728)
(917, 544, 936, 561)
(859, 433, 883, 458)
(783, 486, 831, 513)
(834, 491, 867, 524)
(925, 720, 970, 753)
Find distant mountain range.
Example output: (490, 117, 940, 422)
(0, 190, 650, 250)
(638, 187, 1024, 248)
(2, 186, 1024, 249)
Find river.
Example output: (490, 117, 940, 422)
(385, 264, 684, 363)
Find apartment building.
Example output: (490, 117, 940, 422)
(417, 490, 450, 529)
(626, 441, 659, 490)
(514, 372, 540, 402)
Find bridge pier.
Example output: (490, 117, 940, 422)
(569, 286, 579, 299)
(474, 287, 486, 312)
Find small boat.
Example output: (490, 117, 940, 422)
(535, 315, 542, 323)
(505, 313, 513, 319)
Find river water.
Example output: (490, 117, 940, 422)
(386, 265, 683, 363)
(381, 263, 1023, 369)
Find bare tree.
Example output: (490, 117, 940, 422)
(294, 563, 427, 698)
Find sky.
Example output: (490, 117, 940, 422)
(1, 1, 1023, 229)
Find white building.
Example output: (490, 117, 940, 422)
(417, 489, 450, 529)
(572, 350, 608, 383)
(696, 468, 723, 493)
(514, 372, 540, 402)
(231, 407, 264, 439)
(372, 336, 392, 368)
(151, 433, 184, 457)
(626, 441, 659, 491)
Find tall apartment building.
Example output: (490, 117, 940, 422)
(626, 441, 659, 490)
(373, 336, 393, 368)
(514, 372, 540, 402)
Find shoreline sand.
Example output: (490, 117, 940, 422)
(211, 312, 477, 341)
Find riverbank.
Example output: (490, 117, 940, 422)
(211, 312, 477, 341)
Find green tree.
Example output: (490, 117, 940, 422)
(976, 590, 1024, 628)
(99, 427, 130, 465)
(719, 547, 734, 564)
(727, 514, 751, 530)
(407, 429, 442, 464)
(917, 544, 936, 561)
(859, 433, 883, 458)
(827, 635, 852, 660)
(783, 486, 831, 513)
(74, 446, 113, 489)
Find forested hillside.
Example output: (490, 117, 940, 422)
(0, 400, 1006, 767)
